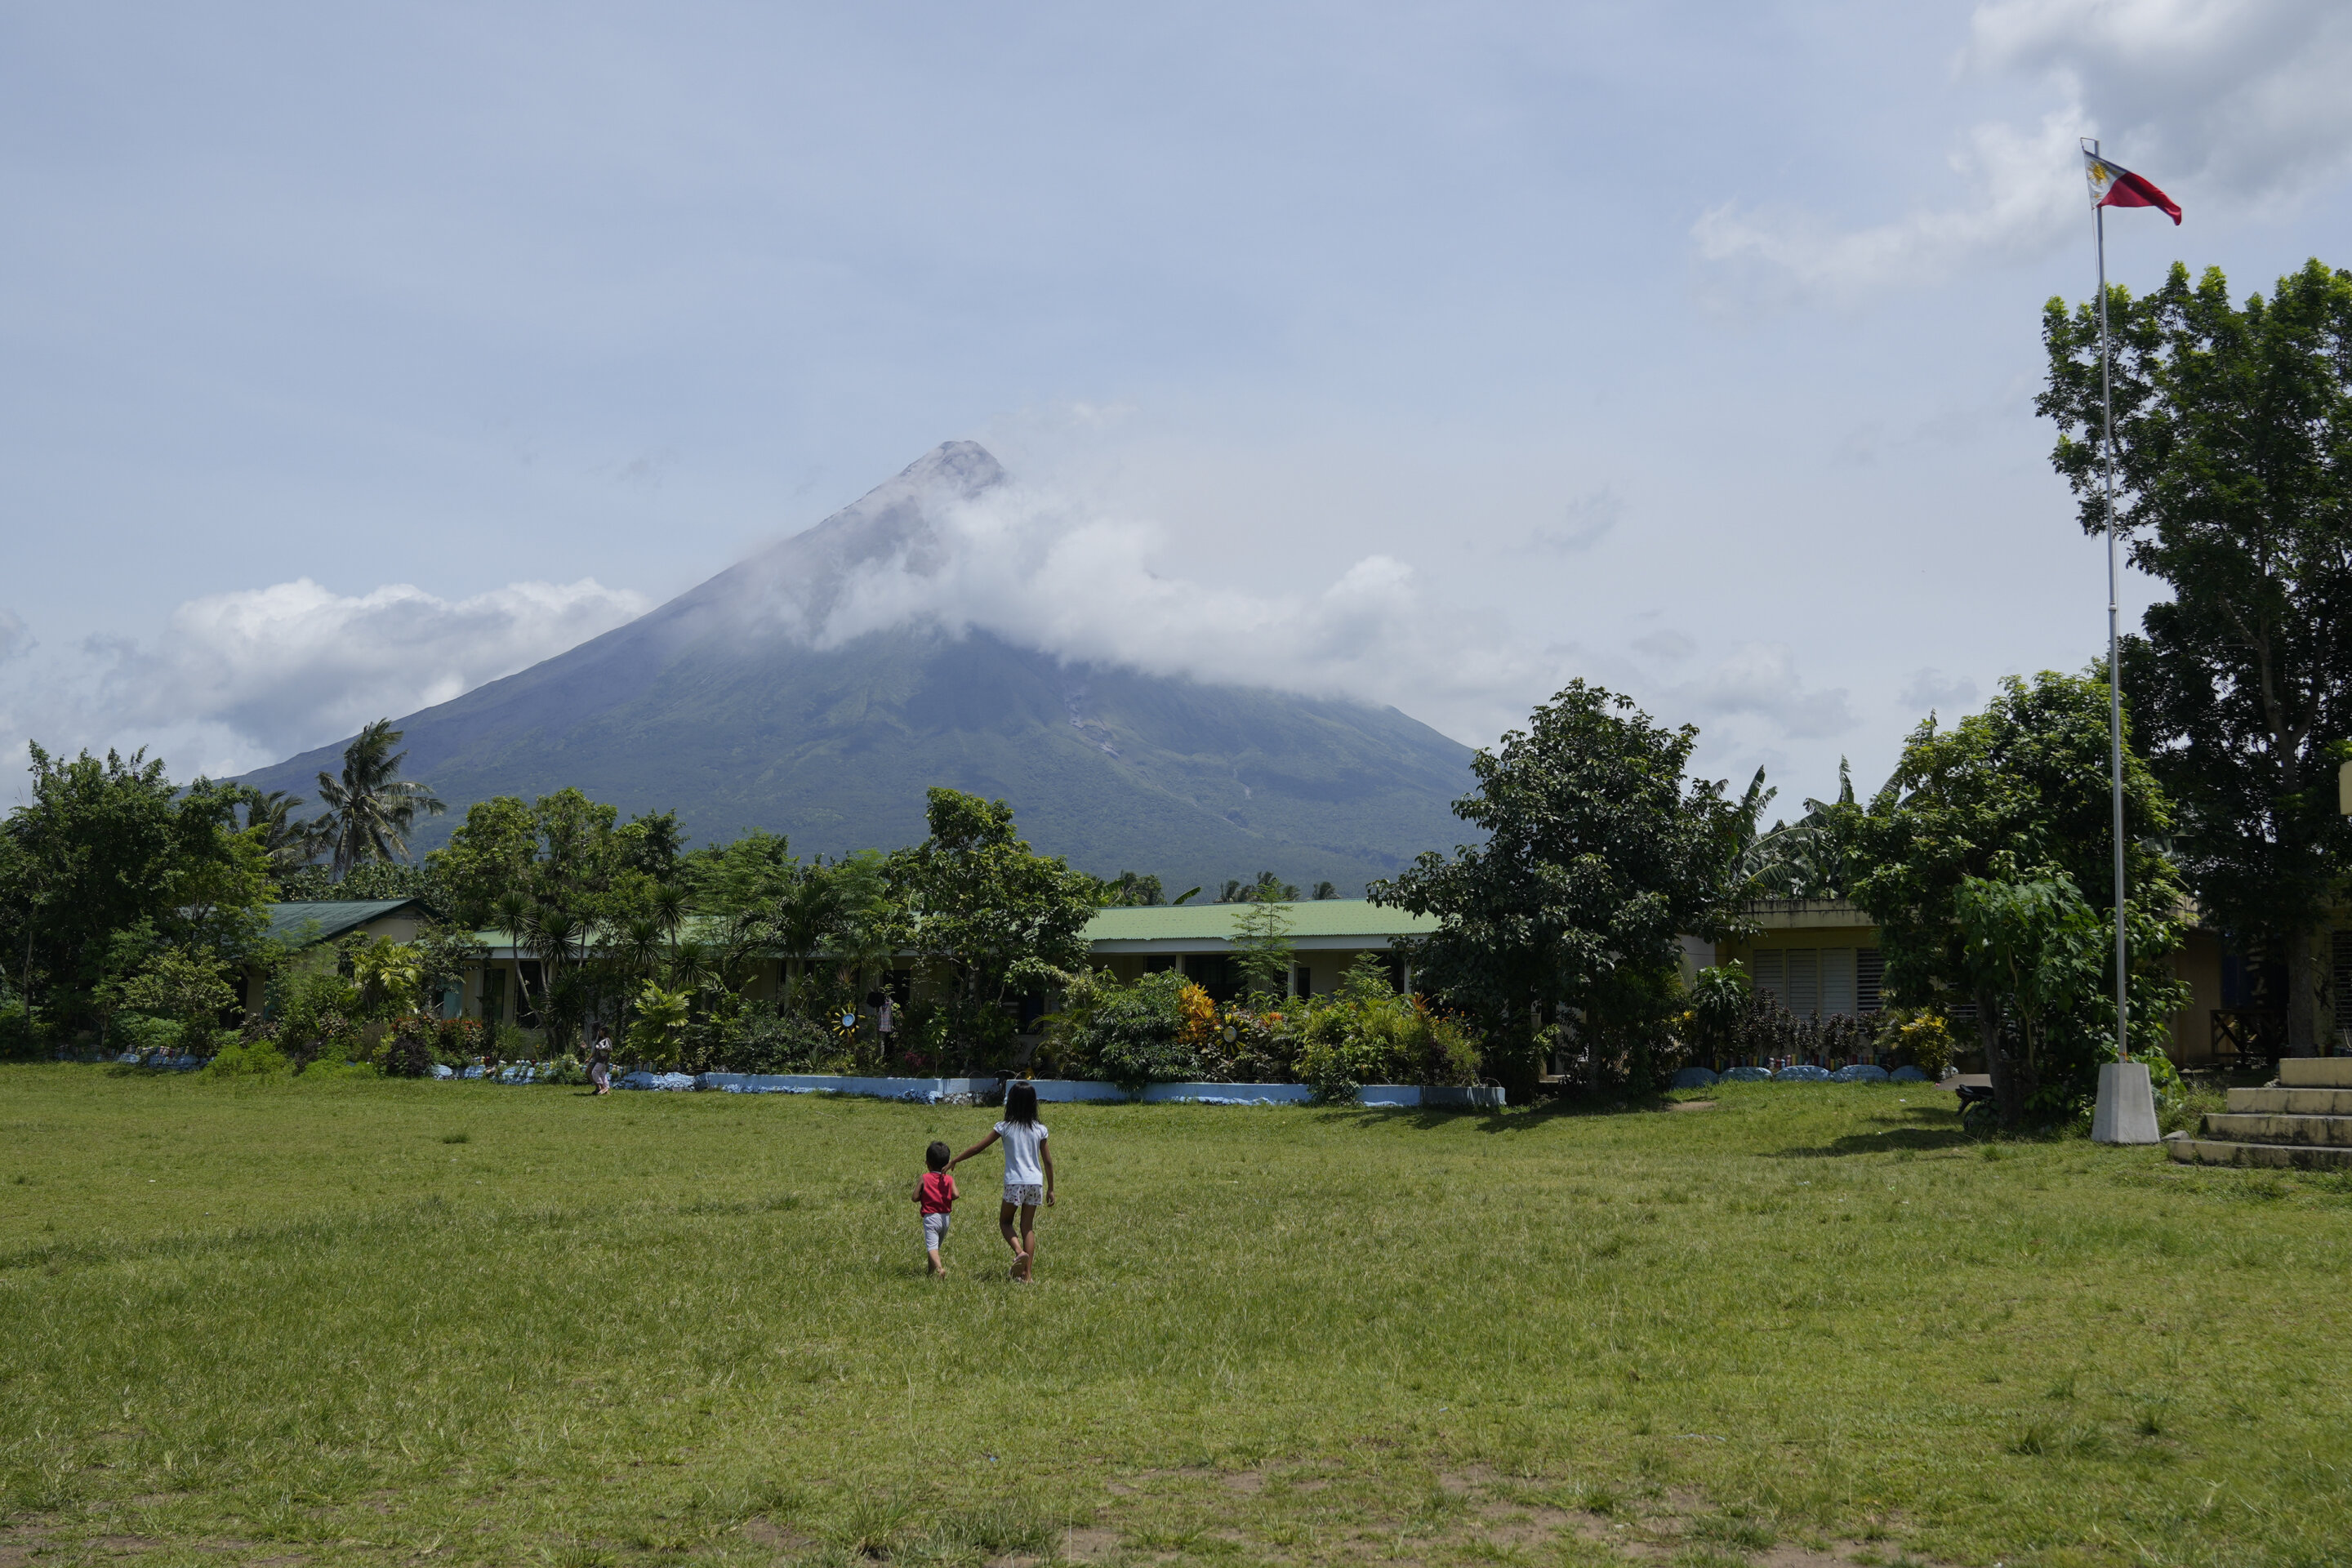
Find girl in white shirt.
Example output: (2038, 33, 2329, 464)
(951, 1080, 1054, 1281)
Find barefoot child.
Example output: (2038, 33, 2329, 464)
(914, 1140, 958, 1276)
(951, 1081, 1054, 1280)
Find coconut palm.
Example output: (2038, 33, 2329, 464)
(314, 720, 444, 876)
(238, 787, 330, 872)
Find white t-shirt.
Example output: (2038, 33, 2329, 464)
(995, 1119, 1049, 1187)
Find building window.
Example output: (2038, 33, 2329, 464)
(1186, 953, 1241, 1004)
(1750, 946, 1864, 1018)
(1857, 948, 1883, 1013)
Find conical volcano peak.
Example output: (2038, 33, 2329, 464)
(675, 439, 1010, 636)
(233, 438, 1476, 890)
(898, 439, 1006, 495)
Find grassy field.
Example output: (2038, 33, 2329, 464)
(3, 1067, 2350, 1568)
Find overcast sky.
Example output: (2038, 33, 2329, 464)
(5, 1, 2351, 818)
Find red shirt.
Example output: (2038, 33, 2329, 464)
(920, 1171, 958, 1215)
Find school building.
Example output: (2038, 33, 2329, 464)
(261, 893, 2337, 1067)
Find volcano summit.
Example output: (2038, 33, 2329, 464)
(238, 443, 1478, 892)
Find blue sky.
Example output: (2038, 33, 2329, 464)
(5, 1, 2350, 813)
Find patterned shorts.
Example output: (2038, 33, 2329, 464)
(1003, 1183, 1045, 1209)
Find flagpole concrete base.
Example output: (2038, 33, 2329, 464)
(2091, 1061, 2161, 1145)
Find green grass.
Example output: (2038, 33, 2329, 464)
(3, 1067, 2351, 1567)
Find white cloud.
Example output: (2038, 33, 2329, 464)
(1971, 0, 2352, 198)
(754, 474, 1858, 765)
(1696, 111, 2090, 300)
(0, 577, 647, 787)
(1900, 666, 1981, 711)
(1696, 0, 2352, 297)
(784, 481, 1583, 751)
(1670, 643, 1855, 741)
(0, 609, 29, 664)
(1632, 629, 1696, 662)
(1526, 488, 1623, 555)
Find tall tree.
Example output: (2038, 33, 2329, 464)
(1, 746, 271, 1040)
(314, 719, 445, 876)
(235, 787, 327, 874)
(430, 790, 666, 1045)
(1228, 887, 1296, 996)
(1850, 672, 2185, 1125)
(887, 787, 1096, 1067)
(2040, 258, 2352, 1053)
(1370, 680, 1743, 1096)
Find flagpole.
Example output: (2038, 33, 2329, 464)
(2085, 136, 2160, 1144)
(2096, 154, 2129, 1067)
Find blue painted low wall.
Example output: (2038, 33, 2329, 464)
(684, 1072, 1503, 1108)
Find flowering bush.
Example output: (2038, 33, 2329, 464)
(1046, 964, 1481, 1094)
(1296, 994, 1478, 1102)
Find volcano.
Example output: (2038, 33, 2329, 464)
(237, 443, 1479, 893)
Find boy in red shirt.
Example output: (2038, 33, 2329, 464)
(914, 1140, 958, 1276)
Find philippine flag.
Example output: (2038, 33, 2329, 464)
(2084, 151, 2181, 225)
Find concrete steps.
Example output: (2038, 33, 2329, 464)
(2167, 1058, 2352, 1170)
(2226, 1085, 2352, 1116)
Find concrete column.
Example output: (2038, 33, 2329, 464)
(2091, 1061, 2161, 1145)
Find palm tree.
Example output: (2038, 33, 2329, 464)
(238, 787, 328, 872)
(314, 720, 445, 876)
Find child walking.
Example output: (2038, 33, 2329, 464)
(914, 1140, 958, 1276)
(951, 1081, 1054, 1281)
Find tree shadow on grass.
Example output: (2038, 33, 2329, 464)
(1772, 1120, 1977, 1157)
(1332, 1097, 1666, 1135)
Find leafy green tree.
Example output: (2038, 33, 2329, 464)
(1229, 889, 1295, 996)
(628, 981, 691, 1067)
(314, 719, 445, 875)
(234, 787, 327, 874)
(887, 788, 1097, 1067)
(0, 746, 273, 1040)
(109, 947, 239, 1053)
(273, 858, 442, 908)
(1684, 964, 1753, 1065)
(1370, 680, 1743, 1096)
(1850, 672, 2185, 1125)
(2041, 259, 2352, 1053)
(1733, 760, 1860, 900)
(430, 790, 671, 1046)
(1953, 875, 2104, 1089)
(1100, 871, 1165, 906)
(350, 936, 427, 1019)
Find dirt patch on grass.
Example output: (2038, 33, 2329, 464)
(1668, 1100, 1718, 1112)
(1058, 1525, 1123, 1561)
(1405, 1472, 1949, 1567)
(741, 1516, 817, 1553)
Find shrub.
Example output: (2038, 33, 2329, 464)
(207, 1037, 292, 1077)
(1297, 994, 1480, 1102)
(0, 1000, 49, 1061)
(265, 964, 365, 1068)
(731, 1007, 846, 1074)
(1880, 1007, 1954, 1078)
(1076, 972, 1208, 1092)
(379, 1016, 448, 1078)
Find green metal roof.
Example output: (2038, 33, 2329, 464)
(455, 901, 1437, 959)
(262, 899, 426, 947)
(1080, 898, 1437, 946)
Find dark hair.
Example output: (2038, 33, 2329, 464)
(1004, 1080, 1038, 1125)
(926, 1140, 951, 1171)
